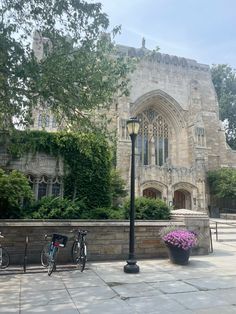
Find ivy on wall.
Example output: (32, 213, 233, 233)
(6, 130, 112, 209)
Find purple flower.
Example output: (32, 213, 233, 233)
(162, 230, 197, 250)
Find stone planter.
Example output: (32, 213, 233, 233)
(165, 242, 191, 265)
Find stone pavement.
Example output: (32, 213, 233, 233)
(1, 238, 236, 313)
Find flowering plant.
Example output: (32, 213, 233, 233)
(162, 229, 197, 251)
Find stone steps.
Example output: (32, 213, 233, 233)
(210, 220, 236, 242)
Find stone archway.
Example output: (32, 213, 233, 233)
(174, 189, 191, 209)
(172, 182, 198, 210)
(140, 181, 168, 201)
(143, 188, 162, 199)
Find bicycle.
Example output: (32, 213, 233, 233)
(71, 229, 87, 272)
(23, 236, 29, 273)
(41, 233, 68, 276)
(0, 232, 10, 269)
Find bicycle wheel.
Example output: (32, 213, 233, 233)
(71, 241, 79, 264)
(79, 244, 86, 272)
(0, 247, 10, 269)
(40, 243, 50, 267)
(48, 248, 57, 276)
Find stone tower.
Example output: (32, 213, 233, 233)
(112, 45, 236, 211)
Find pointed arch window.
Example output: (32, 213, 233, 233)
(137, 108, 169, 166)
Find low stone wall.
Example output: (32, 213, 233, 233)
(220, 213, 236, 220)
(0, 214, 210, 265)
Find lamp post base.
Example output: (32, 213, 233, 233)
(124, 259, 140, 273)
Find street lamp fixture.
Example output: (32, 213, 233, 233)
(124, 117, 140, 274)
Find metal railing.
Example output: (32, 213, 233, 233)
(211, 220, 236, 242)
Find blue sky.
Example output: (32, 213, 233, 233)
(98, 0, 236, 68)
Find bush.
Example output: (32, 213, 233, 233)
(0, 168, 33, 218)
(110, 169, 127, 207)
(23, 197, 126, 220)
(24, 197, 85, 219)
(81, 207, 125, 219)
(124, 197, 171, 220)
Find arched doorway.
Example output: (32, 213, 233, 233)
(143, 188, 162, 199)
(174, 189, 191, 209)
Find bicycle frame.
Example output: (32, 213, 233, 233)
(41, 233, 68, 276)
(71, 229, 87, 271)
(0, 246, 2, 266)
(23, 236, 29, 273)
(0, 233, 10, 269)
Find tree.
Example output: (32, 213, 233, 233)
(0, 0, 134, 130)
(208, 168, 236, 199)
(0, 168, 33, 218)
(211, 64, 236, 149)
(110, 169, 127, 207)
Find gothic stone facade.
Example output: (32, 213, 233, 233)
(3, 36, 236, 210)
(108, 45, 236, 211)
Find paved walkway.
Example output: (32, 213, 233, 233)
(1, 235, 236, 313)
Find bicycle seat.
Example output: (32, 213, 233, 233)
(79, 230, 87, 236)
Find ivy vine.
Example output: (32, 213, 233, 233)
(5, 130, 112, 209)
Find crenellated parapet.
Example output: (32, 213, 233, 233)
(117, 44, 209, 72)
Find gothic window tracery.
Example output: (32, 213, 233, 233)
(137, 108, 169, 166)
(38, 114, 42, 127)
(38, 176, 48, 200)
(27, 175, 62, 199)
(52, 177, 61, 196)
(195, 127, 205, 146)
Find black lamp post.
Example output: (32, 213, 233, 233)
(124, 117, 140, 274)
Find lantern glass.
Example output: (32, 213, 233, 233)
(126, 117, 140, 135)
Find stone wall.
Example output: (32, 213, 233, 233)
(0, 215, 210, 265)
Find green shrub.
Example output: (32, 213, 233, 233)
(124, 197, 171, 220)
(24, 197, 85, 219)
(0, 168, 33, 218)
(81, 207, 125, 220)
(110, 169, 127, 206)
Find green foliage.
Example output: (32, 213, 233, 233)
(110, 169, 127, 206)
(0, 0, 135, 130)
(23, 197, 85, 219)
(7, 130, 112, 209)
(23, 197, 125, 220)
(211, 64, 236, 149)
(208, 168, 236, 199)
(124, 197, 171, 220)
(0, 168, 33, 218)
(81, 207, 125, 220)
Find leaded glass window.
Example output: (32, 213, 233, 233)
(137, 108, 169, 166)
(38, 176, 48, 200)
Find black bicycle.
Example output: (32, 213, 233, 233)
(41, 233, 68, 276)
(23, 236, 29, 273)
(71, 229, 87, 272)
(0, 232, 10, 269)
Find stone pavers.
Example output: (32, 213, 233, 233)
(1, 239, 236, 313)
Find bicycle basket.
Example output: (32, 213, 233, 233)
(52, 234, 68, 248)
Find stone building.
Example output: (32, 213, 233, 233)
(2, 32, 236, 210)
(109, 43, 236, 211)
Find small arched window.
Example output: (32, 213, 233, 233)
(45, 115, 50, 127)
(38, 114, 42, 127)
